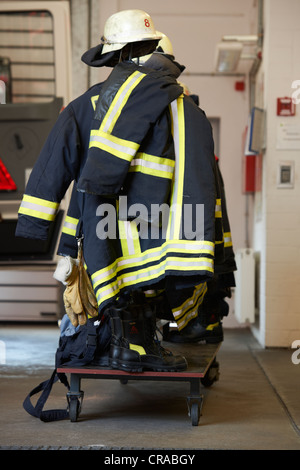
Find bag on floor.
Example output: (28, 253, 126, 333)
(22, 314, 111, 422)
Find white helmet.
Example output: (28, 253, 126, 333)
(136, 32, 174, 65)
(156, 32, 174, 57)
(102, 10, 162, 54)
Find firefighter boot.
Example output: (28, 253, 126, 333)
(165, 296, 228, 344)
(116, 300, 188, 372)
(105, 299, 128, 369)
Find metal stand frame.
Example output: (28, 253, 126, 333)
(59, 343, 221, 426)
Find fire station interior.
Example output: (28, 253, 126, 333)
(1, 0, 300, 452)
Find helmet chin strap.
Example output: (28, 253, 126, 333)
(118, 44, 137, 64)
(128, 44, 133, 61)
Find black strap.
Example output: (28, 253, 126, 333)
(23, 317, 101, 422)
(23, 370, 70, 422)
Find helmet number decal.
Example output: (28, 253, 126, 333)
(144, 19, 150, 27)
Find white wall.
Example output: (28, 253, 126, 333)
(252, 0, 300, 347)
(70, 0, 259, 328)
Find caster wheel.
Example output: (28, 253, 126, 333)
(201, 360, 220, 388)
(69, 397, 80, 422)
(190, 402, 200, 426)
(120, 379, 128, 385)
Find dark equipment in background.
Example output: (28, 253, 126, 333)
(0, 98, 63, 262)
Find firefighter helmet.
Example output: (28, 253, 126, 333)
(82, 9, 161, 67)
(156, 32, 174, 57)
(136, 32, 174, 64)
(102, 10, 162, 54)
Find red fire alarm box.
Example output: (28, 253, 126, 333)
(277, 97, 295, 116)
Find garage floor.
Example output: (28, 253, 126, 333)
(0, 324, 300, 451)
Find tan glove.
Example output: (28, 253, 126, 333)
(62, 253, 98, 327)
(78, 258, 98, 320)
(63, 263, 84, 327)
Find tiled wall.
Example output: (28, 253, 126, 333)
(252, 0, 300, 347)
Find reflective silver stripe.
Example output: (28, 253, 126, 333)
(172, 283, 207, 318)
(215, 199, 222, 217)
(129, 155, 174, 178)
(177, 310, 198, 330)
(119, 257, 213, 287)
(89, 131, 137, 161)
(224, 232, 233, 247)
(20, 200, 56, 215)
(95, 280, 119, 304)
(118, 240, 214, 269)
(62, 216, 78, 236)
(18, 195, 58, 221)
(64, 220, 77, 230)
(173, 283, 207, 329)
(92, 263, 117, 288)
(91, 241, 214, 291)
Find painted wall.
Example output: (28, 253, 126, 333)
(252, 0, 300, 347)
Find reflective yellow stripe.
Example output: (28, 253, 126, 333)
(129, 152, 175, 179)
(94, 256, 213, 306)
(129, 344, 146, 355)
(118, 220, 141, 257)
(100, 71, 146, 134)
(18, 195, 58, 221)
(206, 322, 219, 331)
(224, 231, 233, 247)
(173, 283, 207, 319)
(215, 231, 233, 247)
(89, 72, 145, 165)
(215, 198, 222, 218)
(91, 95, 99, 111)
(92, 260, 118, 288)
(92, 239, 214, 287)
(62, 215, 79, 236)
(95, 279, 120, 305)
(172, 282, 207, 330)
(117, 257, 213, 297)
(167, 96, 185, 240)
(89, 129, 139, 162)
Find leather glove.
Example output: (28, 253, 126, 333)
(78, 259, 98, 321)
(54, 254, 98, 327)
(53, 256, 78, 285)
(63, 263, 86, 327)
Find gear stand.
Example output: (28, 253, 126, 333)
(58, 342, 221, 426)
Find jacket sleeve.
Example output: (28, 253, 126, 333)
(56, 184, 81, 259)
(15, 105, 81, 241)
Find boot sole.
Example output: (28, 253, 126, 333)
(165, 333, 223, 344)
(116, 359, 188, 373)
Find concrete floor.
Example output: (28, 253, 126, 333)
(0, 323, 300, 451)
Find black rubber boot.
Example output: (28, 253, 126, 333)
(164, 296, 228, 344)
(106, 302, 126, 369)
(109, 294, 188, 372)
(164, 317, 224, 344)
